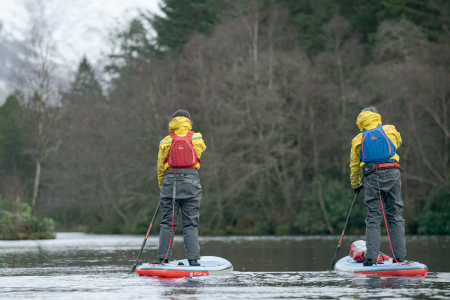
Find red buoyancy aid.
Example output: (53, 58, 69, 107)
(163, 131, 202, 169)
(349, 240, 389, 262)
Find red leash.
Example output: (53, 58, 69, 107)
(161, 171, 177, 264)
(376, 166, 399, 264)
(161, 204, 175, 264)
(379, 194, 399, 263)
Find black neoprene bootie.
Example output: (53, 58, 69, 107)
(159, 258, 169, 264)
(363, 259, 376, 266)
(396, 258, 406, 263)
(189, 260, 200, 266)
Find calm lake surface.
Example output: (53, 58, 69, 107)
(0, 233, 449, 299)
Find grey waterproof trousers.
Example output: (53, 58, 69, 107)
(364, 168, 406, 260)
(157, 169, 202, 261)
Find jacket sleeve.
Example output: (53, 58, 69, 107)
(384, 125, 402, 161)
(157, 136, 172, 189)
(350, 133, 363, 189)
(383, 125, 402, 149)
(192, 132, 206, 161)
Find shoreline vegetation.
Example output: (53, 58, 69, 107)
(1, 1, 450, 237)
(0, 198, 55, 240)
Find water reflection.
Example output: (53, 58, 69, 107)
(346, 274, 425, 289)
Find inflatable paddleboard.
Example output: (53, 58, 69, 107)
(136, 256, 233, 278)
(335, 255, 428, 276)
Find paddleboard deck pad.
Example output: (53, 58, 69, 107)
(136, 256, 233, 278)
(335, 255, 428, 276)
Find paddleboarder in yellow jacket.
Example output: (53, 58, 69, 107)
(156, 110, 206, 266)
(350, 106, 406, 266)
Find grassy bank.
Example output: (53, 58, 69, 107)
(0, 198, 55, 240)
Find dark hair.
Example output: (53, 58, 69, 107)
(172, 109, 192, 123)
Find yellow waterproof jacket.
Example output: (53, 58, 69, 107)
(350, 111, 402, 188)
(157, 117, 206, 189)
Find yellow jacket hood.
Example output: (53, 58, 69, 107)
(169, 117, 192, 134)
(356, 111, 382, 132)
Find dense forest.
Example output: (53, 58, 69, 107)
(1, 0, 450, 236)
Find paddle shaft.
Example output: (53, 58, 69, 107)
(329, 190, 360, 271)
(129, 201, 161, 274)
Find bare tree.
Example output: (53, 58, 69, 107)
(11, 1, 62, 215)
(320, 14, 366, 175)
(36, 2, 450, 235)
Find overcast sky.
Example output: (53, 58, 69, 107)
(0, 0, 163, 102)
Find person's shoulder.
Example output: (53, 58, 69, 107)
(383, 125, 397, 132)
(192, 132, 203, 141)
(352, 133, 363, 144)
(160, 135, 173, 145)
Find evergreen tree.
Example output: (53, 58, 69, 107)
(278, 0, 446, 54)
(71, 56, 103, 98)
(66, 56, 104, 106)
(0, 93, 32, 177)
(149, 0, 224, 51)
(106, 19, 156, 75)
(342, 0, 443, 44)
(278, 0, 337, 55)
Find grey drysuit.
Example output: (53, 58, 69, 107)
(157, 169, 202, 261)
(364, 167, 406, 260)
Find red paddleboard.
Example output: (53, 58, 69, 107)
(335, 255, 428, 277)
(136, 256, 233, 278)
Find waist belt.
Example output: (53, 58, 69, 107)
(377, 162, 400, 169)
(165, 169, 198, 175)
(362, 162, 401, 176)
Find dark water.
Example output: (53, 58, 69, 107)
(0, 233, 449, 299)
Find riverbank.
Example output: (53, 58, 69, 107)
(0, 199, 55, 240)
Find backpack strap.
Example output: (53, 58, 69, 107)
(186, 131, 195, 140)
(187, 131, 201, 164)
(163, 133, 178, 164)
(361, 131, 368, 160)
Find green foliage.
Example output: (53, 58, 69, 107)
(0, 198, 55, 240)
(33, 0, 450, 236)
(0, 94, 32, 178)
(254, 221, 274, 235)
(275, 224, 290, 235)
(347, 1, 395, 44)
(149, 0, 225, 51)
(278, 0, 446, 53)
(106, 19, 157, 75)
(381, 0, 445, 34)
(294, 179, 365, 234)
(70, 57, 103, 98)
(92, 216, 124, 234)
(278, 0, 337, 55)
(416, 189, 450, 234)
(64, 56, 105, 109)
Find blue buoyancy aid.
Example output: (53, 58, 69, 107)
(360, 125, 397, 163)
